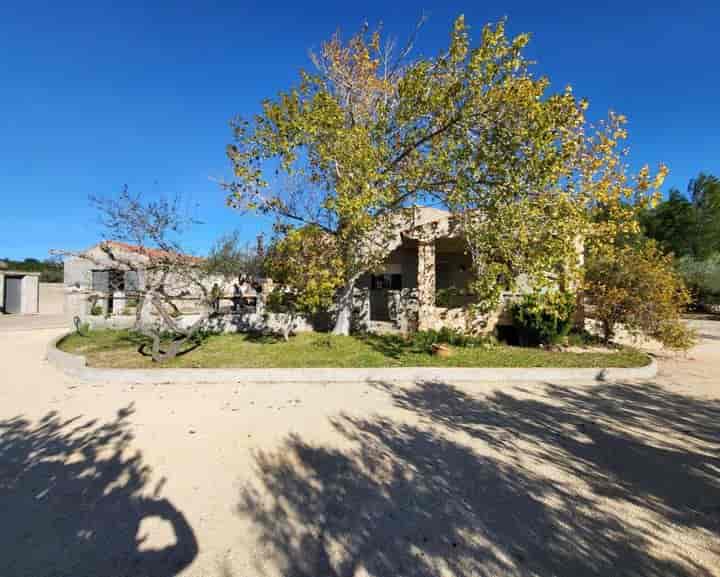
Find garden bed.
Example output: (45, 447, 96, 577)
(57, 330, 650, 369)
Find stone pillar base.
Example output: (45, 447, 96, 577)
(416, 241, 436, 331)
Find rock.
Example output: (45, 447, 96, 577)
(431, 343, 453, 358)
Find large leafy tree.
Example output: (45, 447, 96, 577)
(227, 15, 668, 333)
(225, 17, 561, 334)
(436, 22, 668, 311)
(226, 23, 428, 334)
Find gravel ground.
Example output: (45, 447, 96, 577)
(0, 317, 718, 577)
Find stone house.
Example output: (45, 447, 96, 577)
(63, 241, 209, 319)
(352, 207, 552, 334)
(63, 211, 578, 335)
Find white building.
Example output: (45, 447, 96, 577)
(0, 270, 40, 314)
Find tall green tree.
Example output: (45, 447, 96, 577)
(640, 188, 697, 257)
(689, 172, 720, 257)
(641, 172, 720, 259)
(227, 23, 432, 334)
(227, 16, 667, 334)
(227, 17, 560, 334)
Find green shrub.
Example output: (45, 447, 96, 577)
(585, 241, 694, 349)
(511, 292, 576, 346)
(410, 327, 490, 353)
(411, 330, 440, 352)
(265, 290, 295, 314)
(90, 304, 103, 316)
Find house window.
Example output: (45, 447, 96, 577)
(91, 270, 126, 293)
(371, 274, 402, 290)
(436, 261, 450, 290)
(109, 270, 125, 292)
(91, 270, 109, 292)
(124, 271, 139, 293)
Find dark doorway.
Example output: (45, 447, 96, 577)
(370, 274, 401, 321)
(3, 276, 23, 314)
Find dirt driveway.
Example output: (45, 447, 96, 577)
(0, 319, 718, 577)
(0, 312, 69, 331)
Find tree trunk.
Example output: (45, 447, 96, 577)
(280, 316, 293, 341)
(332, 279, 356, 336)
(136, 293, 211, 363)
(135, 290, 155, 329)
(602, 320, 614, 345)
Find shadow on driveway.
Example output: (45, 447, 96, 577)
(237, 380, 719, 577)
(0, 404, 198, 577)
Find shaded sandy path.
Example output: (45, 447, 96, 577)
(0, 321, 718, 576)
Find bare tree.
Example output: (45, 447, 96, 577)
(55, 188, 247, 362)
(205, 231, 264, 280)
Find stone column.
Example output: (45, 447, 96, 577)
(417, 241, 436, 331)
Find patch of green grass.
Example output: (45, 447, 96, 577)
(58, 330, 651, 369)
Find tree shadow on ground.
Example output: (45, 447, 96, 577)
(136, 339, 204, 359)
(0, 404, 198, 577)
(241, 331, 284, 344)
(120, 330, 207, 359)
(237, 380, 719, 577)
(381, 380, 720, 534)
(360, 333, 422, 359)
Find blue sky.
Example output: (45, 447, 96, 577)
(1, 0, 717, 259)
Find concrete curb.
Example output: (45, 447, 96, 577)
(47, 333, 658, 385)
(47, 334, 87, 371)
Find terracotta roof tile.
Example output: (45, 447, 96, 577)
(100, 241, 204, 264)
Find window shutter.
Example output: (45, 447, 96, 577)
(124, 271, 139, 293)
(91, 270, 109, 292)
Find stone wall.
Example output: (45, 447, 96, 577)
(395, 288, 419, 332)
(200, 312, 314, 335)
(78, 311, 315, 335)
(419, 307, 467, 332)
(83, 315, 136, 330)
(351, 286, 371, 332)
(413, 294, 519, 335)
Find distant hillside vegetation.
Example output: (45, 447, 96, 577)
(0, 257, 63, 283)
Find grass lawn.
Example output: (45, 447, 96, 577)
(58, 329, 651, 369)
